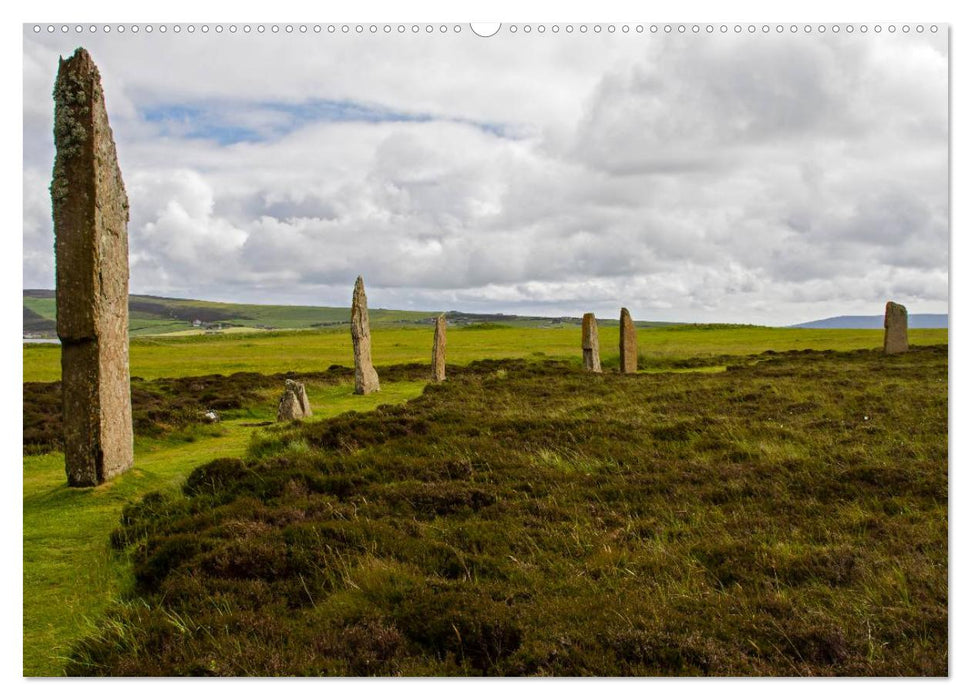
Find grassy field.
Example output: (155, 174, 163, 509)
(22, 327, 948, 676)
(22, 325, 949, 383)
(23, 377, 426, 676)
(61, 347, 947, 676)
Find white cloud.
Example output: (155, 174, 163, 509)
(22, 28, 948, 324)
(22, 168, 54, 289)
(128, 169, 249, 287)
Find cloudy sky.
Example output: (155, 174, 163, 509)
(22, 24, 948, 325)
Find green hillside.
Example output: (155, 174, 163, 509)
(23, 289, 679, 339)
(23, 289, 440, 338)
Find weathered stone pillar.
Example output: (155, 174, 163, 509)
(432, 314, 446, 382)
(351, 276, 380, 394)
(581, 313, 602, 373)
(619, 308, 637, 374)
(884, 301, 909, 354)
(52, 48, 133, 487)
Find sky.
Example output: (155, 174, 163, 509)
(21, 23, 949, 325)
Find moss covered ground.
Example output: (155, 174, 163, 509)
(36, 347, 947, 676)
(22, 326, 948, 676)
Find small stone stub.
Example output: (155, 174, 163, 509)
(884, 301, 909, 354)
(52, 47, 133, 487)
(277, 389, 303, 422)
(581, 313, 602, 373)
(432, 314, 447, 382)
(619, 308, 637, 374)
(285, 378, 312, 418)
(351, 276, 381, 394)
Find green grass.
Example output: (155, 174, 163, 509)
(22, 326, 949, 383)
(22, 325, 949, 676)
(23, 379, 426, 676)
(62, 347, 947, 676)
(127, 318, 199, 336)
(23, 429, 248, 676)
(23, 295, 57, 320)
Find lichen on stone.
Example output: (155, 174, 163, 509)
(50, 57, 92, 203)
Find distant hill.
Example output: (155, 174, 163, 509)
(23, 305, 56, 335)
(791, 314, 948, 330)
(23, 289, 439, 338)
(22, 290, 678, 339)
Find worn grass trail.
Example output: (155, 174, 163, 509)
(22, 380, 425, 676)
(22, 326, 949, 382)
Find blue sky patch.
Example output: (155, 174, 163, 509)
(143, 99, 511, 145)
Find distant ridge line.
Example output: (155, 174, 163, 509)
(791, 314, 948, 330)
(27, 289, 947, 331)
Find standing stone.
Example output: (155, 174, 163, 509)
(277, 388, 303, 422)
(290, 379, 312, 417)
(52, 48, 133, 487)
(276, 379, 311, 421)
(581, 313, 602, 373)
(619, 308, 638, 374)
(351, 276, 380, 394)
(432, 314, 447, 382)
(884, 301, 909, 354)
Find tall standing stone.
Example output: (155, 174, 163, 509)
(351, 276, 380, 394)
(432, 314, 447, 382)
(884, 301, 909, 354)
(619, 308, 638, 374)
(581, 313, 602, 373)
(51, 48, 133, 487)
